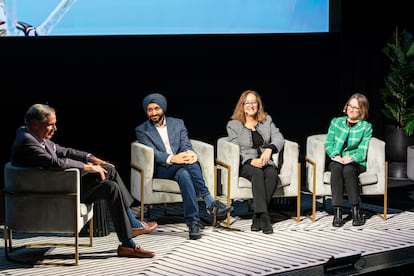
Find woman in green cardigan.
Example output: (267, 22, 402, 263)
(325, 93, 372, 227)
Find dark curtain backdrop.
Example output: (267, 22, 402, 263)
(1, 1, 413, 223)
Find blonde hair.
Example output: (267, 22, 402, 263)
(230, 90, 268, 123)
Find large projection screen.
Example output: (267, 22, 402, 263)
(1, 0, 332, 37)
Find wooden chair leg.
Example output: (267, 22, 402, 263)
(292, 162, 301, 222)
(377, 161, 388, 221)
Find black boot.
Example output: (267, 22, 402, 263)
(332, 207, 344, 227)
(251, 214, 262, 231)
(261, 213, 273, 234)
(352, 205, 365, 226)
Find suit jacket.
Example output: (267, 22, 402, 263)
(11, 126, 135, 233)
(11, 126, 88, 170)
(135, 117, 193, 167)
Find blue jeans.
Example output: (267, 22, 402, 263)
(155, 162, 211, 225)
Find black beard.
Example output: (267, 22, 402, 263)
(151, 114, 165, 124)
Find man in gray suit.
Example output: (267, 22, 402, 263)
(135, 93, 233, 240)
(11, 103, 155, 258)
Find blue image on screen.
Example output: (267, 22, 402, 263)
(0, 0, 329, 36)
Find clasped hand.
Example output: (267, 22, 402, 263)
(171, 150, 198, 164)
(333, 155, 353, 164)
(251, 148, 272, 168)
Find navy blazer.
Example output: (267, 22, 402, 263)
(11, 126, 88, 170)
(135, 117, 193, 167)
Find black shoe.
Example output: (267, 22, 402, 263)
(251, 214, 262, 231)
(352, 205, 366, 226)
(188, 221, 201, 240)
(207, 200, 234, 219)
(261, 213, 273, 234)
(332, 207, 344, 227)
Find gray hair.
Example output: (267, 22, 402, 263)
(24, 104, 55, 125)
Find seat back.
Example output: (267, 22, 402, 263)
(3, 162, 94, 265)
(306, 134, 386, 196)
(217, 137, 300, 199)
(130, 139, 215, 221)
(4, 162, 93, 232)
(131, 141, 183, 205)
(305, 134, 388, 221)
(216, 137, 301, 221)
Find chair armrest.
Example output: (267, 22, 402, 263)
(190, 139, 215, 192)
(4, 162, 80, 194)
(131, 141, 154, 184)
(217, 137, 240, 167)
(216, 137, 240, 191)
(367, 137, 385, 173)
(306, 134, 327, 165)
(305, 134, 327, 190)
(366, 137, 386, 191)
(278, 139, 299, 184)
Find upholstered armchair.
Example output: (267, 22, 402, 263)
(130, 139, 216, 222)
(408, 145, 414, 181)
(305, 134, 388, 222)
(3, 162, 94, 266)
(216, 137, 301, 225)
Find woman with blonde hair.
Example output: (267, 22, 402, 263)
(226, 90, 285, 234)
(325, 93, 372, 227)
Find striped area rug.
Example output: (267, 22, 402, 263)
(1, 203, 414, 276)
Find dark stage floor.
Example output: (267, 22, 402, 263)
(1, 178, 414, 275)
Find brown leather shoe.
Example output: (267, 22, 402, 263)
(132, 221, 158, 236)
(117, 245, 155, 258)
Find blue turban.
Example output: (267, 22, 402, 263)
(142, 93, 167, 113)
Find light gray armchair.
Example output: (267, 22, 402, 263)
(130, 139, 216, 222)
(3, 162, 94, 266)
(408, 145, 414, 181)
(305, 134, 388, 222)
(216, 137, 301, 225)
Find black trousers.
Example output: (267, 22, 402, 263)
(328, 161, 365, 207)
(80, 165, 134, 242)
(241, 164, 279, 214)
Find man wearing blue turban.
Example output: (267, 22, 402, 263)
(136, 93, 233, 240)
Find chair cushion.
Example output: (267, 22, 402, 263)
(358, 172, 378, 186)
(80, 203, 92, 216)
(323, 172, 330, 184)
(238, 177, 252, 188)
(278, 175, 291, 188)
(153, 179, 182, 193)
(238, 175, 290, 188)
(323, 171, 378, 186)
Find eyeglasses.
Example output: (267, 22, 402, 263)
(347, 104, 360, 111)
(244, 101, 258, 107)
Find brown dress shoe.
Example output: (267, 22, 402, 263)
(117, 245, 155, 258)
(132, 221, 158, 236)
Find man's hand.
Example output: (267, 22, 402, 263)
(186, 150, 198, 164)
(171, 150, 198, 164)
(89, 155, 115, 167)
(84, 164, 107, 181)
